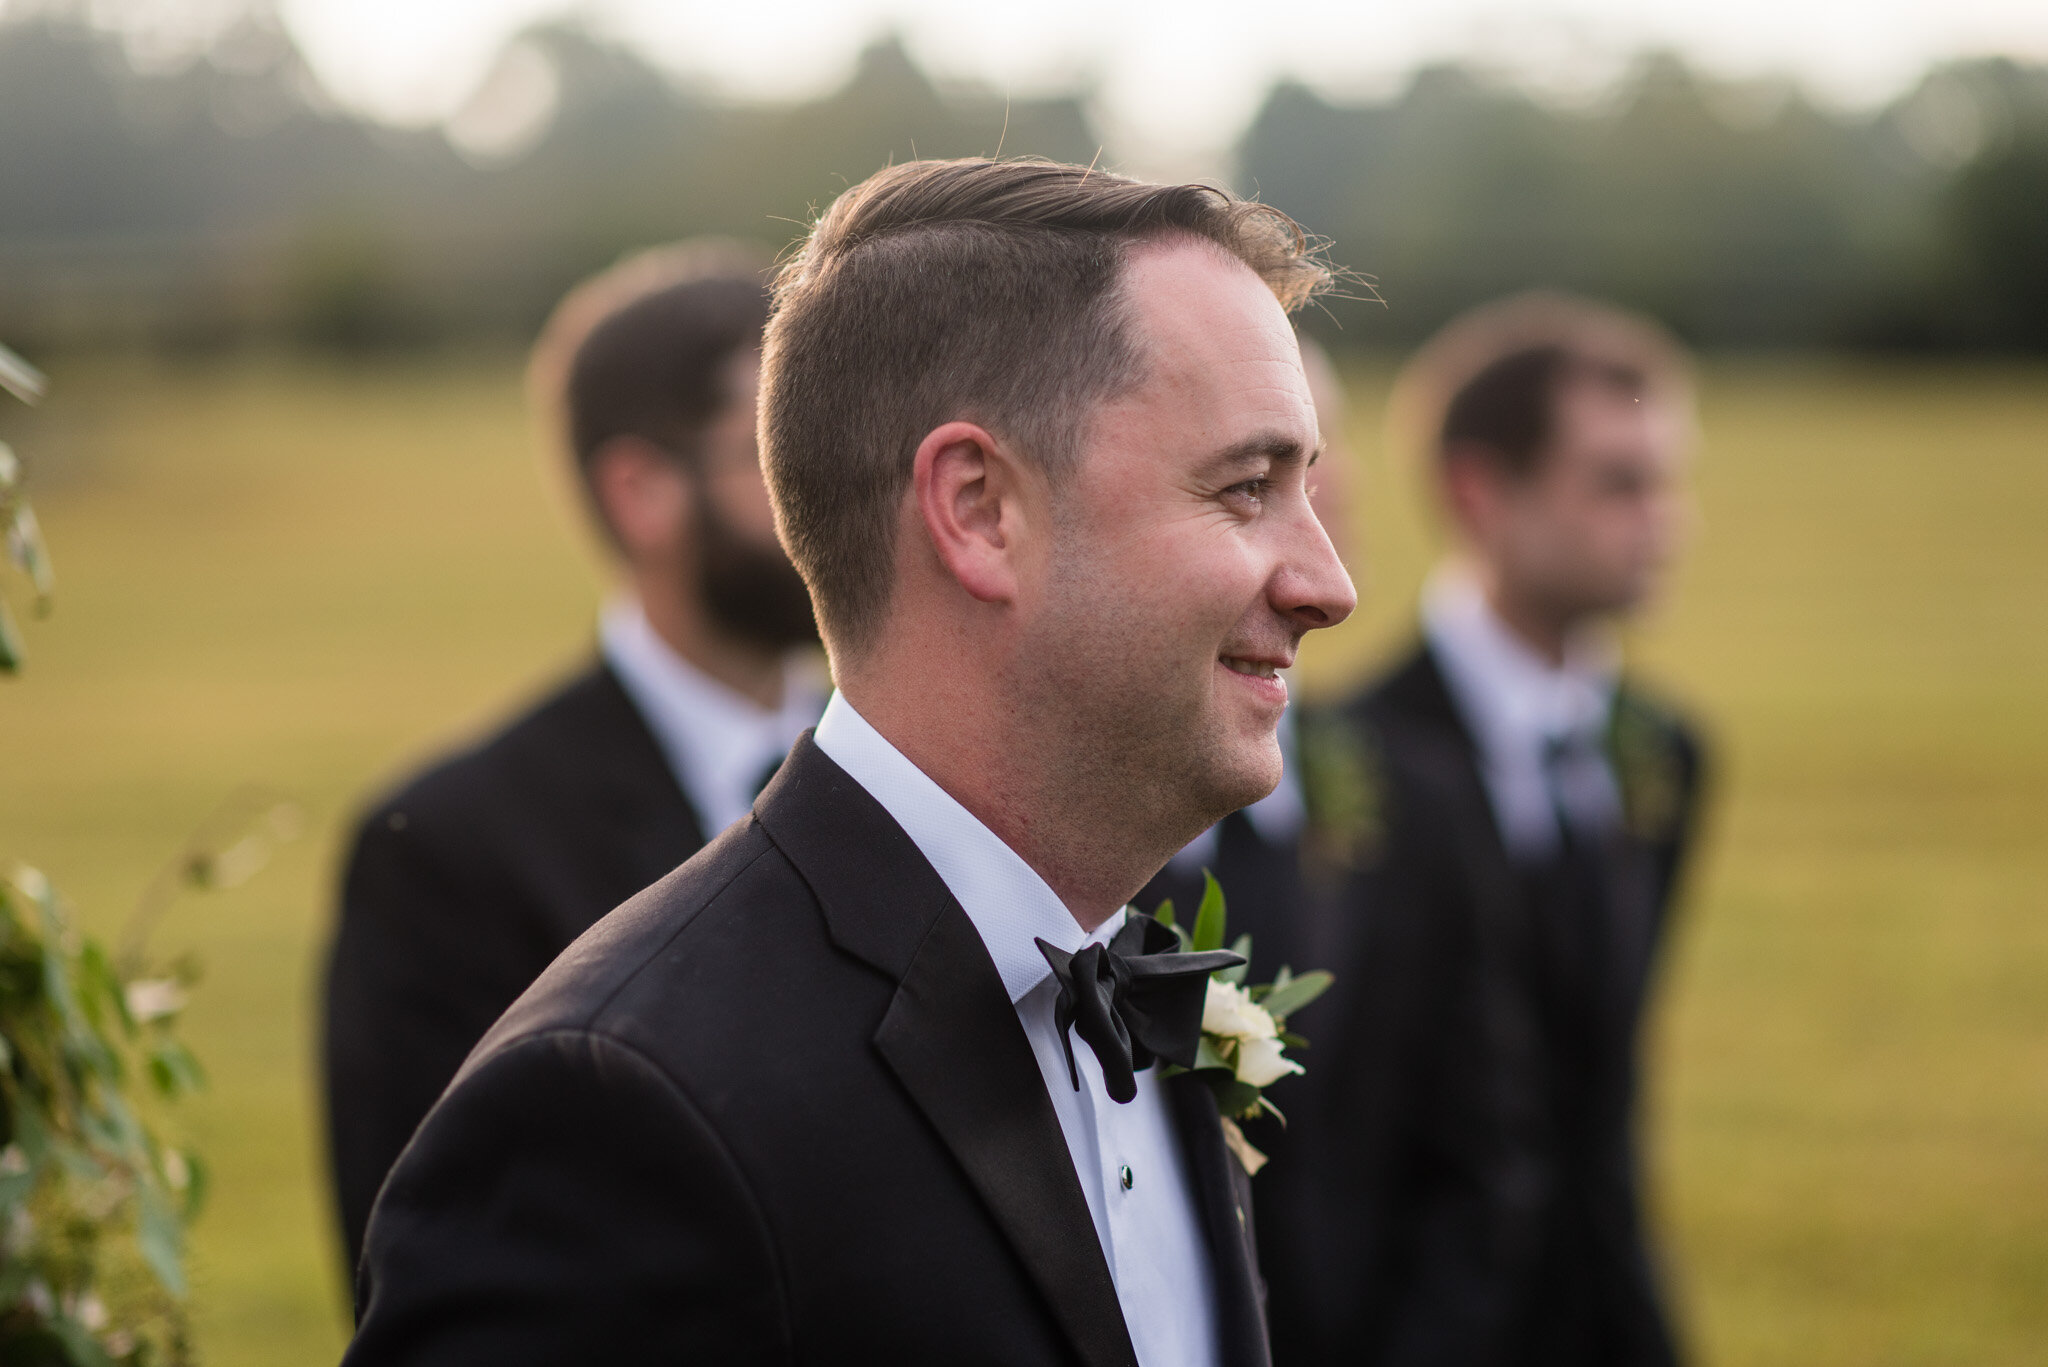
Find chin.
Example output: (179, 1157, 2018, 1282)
(1200, 734, 1284, 819)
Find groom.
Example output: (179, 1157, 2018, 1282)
(343, 157, 1353, 1366)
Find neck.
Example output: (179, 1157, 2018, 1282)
(634, 574, 786, 710)
(837, 655, 1167, 934)
(1467, 563, 1578, 669)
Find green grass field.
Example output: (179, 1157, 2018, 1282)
(1, 354, 2042, 1365)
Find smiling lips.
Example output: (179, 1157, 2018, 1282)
(1220, 655, 1288, 686)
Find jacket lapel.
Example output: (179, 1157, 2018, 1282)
(584, 659, 709, 869)
(757, 738, 1137, 1367)
(875, 914, 1139, 1367)
(1397, 647, 1533, 968)
(1167, 1074, 1272, 1367)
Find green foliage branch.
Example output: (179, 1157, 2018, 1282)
(0, 350, 276, 1366)
(0, 867, 202, 1367)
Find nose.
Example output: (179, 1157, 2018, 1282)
(1272, 504, 1357, 632)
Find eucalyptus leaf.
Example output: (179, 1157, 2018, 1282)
(176, 1150, 209, 1221)
(1258, 969, 1334, 1023)
(48, 1316, 123, 1367)
(147, 1042, 206, 1100)
(8, 502, 55, 604)
(136, 1186, 187, 1297)
(0, 595, 22, 673)
(0, 343, 46, 405)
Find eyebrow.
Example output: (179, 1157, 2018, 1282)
(1196, 431, 1321, 481)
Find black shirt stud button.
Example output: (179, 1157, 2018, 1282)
(1119, 1164, 1134, 1191)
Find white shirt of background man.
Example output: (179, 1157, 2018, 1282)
(599, 598, 826, 838)
(1422, 565, 1622, 862)
(814, 691, 1223, 1367)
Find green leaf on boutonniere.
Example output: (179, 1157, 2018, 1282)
(1190, 870, 1226, 953)
(1207, 1076, 1263, 1121)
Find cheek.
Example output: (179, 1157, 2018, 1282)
(1047, 516, 1253, 672)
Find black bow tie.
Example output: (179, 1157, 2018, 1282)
(1035, 913, 1245, 1105)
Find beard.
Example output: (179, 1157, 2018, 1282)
(693, 484, 819, 653)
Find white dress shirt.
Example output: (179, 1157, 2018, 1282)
(1422, 566, 1622, 862)
(1165, 705, 1307, 876)
(599, 599, 825, 838)
(814, 693, 1222, 1367)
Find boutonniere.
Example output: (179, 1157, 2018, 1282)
(1153, 873, 1331, 1175)
(1297, 707, 1386, 871)
(1608, 692, 1684, 843)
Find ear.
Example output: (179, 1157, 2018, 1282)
(589, 435, 692, 560)
(1437, 443, 1505, 543)
(911, 421, 1034, 606)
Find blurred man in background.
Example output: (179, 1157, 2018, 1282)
(322, 244, 822, 1274)
(1274, 294, 1708, 1366)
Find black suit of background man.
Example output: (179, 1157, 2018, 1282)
(1268, 647, 1703, 1366)
(325, 661, 702, 1273)
(324, 245, 820, 1273)
(342, 737, 1271, 1367)
(1260, 294, 1710, 1366)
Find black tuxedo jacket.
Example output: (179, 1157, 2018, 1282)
(324, 660, 706, 1272)
(342, 735, 1271, 1367)
(1271, 644, 1705, 1367)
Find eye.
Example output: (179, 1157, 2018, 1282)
(1221, 476, 1273, 510)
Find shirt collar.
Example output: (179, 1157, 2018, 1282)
(599, 598, 825, 833)
(812, 690, 1120, 1004)
(1421, 564, 1618, 758)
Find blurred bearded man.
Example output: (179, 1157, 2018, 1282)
(1272, 293, 1708, 1367)
(323, 245, 822, 1276)
(342, 159, 1353, 1367)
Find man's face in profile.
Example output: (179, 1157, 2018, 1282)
(1021, 240, 1355, 827)
(1490, 381, 1689, 623)
(692, 349, 817, 649)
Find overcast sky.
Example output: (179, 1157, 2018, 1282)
(120, 0, 2048, 167)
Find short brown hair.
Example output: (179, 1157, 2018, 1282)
(528, 241, 771, 542)
(760, 157, 1331, 656)
(1389, 291, 1693, 480)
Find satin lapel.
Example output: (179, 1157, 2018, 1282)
(873, 908, 1138, 1367)
(758, 739, 1136, 1367)
(1167, 1074, 1272, 1367)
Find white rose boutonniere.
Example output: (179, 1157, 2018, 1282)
(1155, 872, 1332, 1175)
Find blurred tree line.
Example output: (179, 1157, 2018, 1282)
(2, 7, 2045, 354)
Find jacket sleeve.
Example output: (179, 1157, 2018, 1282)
(342, 1028, 789, 1366)
(323, 805, 560, 1275)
